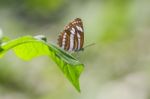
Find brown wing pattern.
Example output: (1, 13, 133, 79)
(57, 18, 84, 52)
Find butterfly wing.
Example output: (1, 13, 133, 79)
(58, 18, 84, 52)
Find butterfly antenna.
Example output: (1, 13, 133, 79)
(84, 43, 95, 49)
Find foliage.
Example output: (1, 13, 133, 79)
(0, 35, 84, 92)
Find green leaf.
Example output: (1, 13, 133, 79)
(0, 36, 84, 92)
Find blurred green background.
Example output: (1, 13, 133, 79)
(0, 0, 150, 99)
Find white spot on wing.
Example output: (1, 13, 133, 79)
(77, 33, 81, 50)
(70, 28, 75, 35)
(76, 26, 83, 32)
(61, 32, 66, 49)
(72, 28, 75, 32)
(69, 33, 75, 51)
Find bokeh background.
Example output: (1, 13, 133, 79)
(0, 0, 150, 99)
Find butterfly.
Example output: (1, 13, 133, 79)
(58, 18, 84, 52)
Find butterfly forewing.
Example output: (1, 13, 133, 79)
(58, 18, 84, 52)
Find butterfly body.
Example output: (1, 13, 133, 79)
(58, 18, 84, 52)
